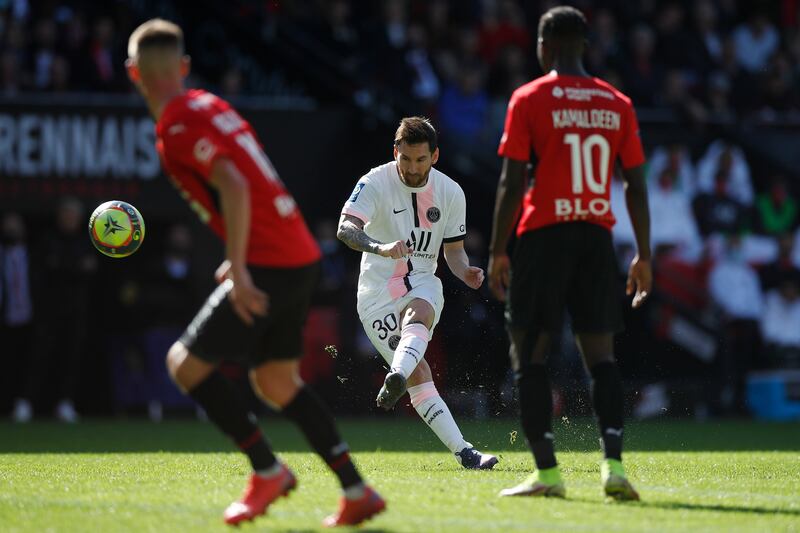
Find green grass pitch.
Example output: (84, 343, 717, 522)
(0, 418, 798, 532)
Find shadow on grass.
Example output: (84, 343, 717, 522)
(0, 418, 798, 454)
(569, 497, 800, 518)
(639, 500, 800, 517)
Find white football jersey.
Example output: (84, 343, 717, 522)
(341, 161, 467, 303)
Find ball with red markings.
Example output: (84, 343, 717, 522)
(88, 200, 146, 258)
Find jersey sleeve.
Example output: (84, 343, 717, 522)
(341, 176, 378, 223)
(619, 103, 646, 170)
(160, 112, 231, 180)
(443, 185, 467, 243)
(497, 89, 531, 162)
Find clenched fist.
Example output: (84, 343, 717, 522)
(376, 240, 412, 259)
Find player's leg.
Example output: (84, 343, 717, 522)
(171, 280, 287, 524)
(362, 296, 497, 469)
(247, 264, 384, 527)
(406, 360, 498, 469)
(499, 327, 565, 497)
(500, 228, 569, 498)
(166, 342, 278, 477)
(570, 223, 638, 501)
(376, 298, 434, 409)
(574, 332, 638, 501)
(251, 360, 365, 496)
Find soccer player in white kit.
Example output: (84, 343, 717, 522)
(337, 117, 498, 469)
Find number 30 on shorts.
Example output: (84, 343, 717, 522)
(372, 313, 398, 343)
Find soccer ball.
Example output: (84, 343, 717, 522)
(88, 200, 146, 258)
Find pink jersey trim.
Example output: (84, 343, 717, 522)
(341, 206, 370, 223)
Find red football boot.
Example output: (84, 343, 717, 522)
(322, 486, 386, 527)
(223, 465, 297, 526)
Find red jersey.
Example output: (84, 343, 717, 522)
(497, 72, 645, 235)
(156, 89, 320, 267)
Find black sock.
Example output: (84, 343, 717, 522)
(590, 361, 625, 461)
(282, 386, 362, 489)
(516, 364, 557, 470)
(189, 371, 276, 471)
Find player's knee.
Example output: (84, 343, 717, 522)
(402, 301, 435, 329)
(250, 362, 302, 408)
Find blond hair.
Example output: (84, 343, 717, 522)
(128, 18, 184, 59)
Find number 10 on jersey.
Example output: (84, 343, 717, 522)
(556, 133, 612, 219)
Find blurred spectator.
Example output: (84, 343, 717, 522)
(13, 198, 96, 423)
(405, 23, 440, 104)
(688, 0, 723, 73)
(89, 16, 122, 91)
(646, 143, 696, 196)
(586, 8, 621, 76)
(318, 0, 360, 74)
(692, 171, 749, 236)
(696, 141, 754, 206)
(648, 164, 702, 258)
(478, 0, 530, 64)
(438, 63, 488, 145)
(220, 67, 244, 98)
(31, 18, 57, 90)
(759, 232, 800, 291)
(761, 278, 800, 368)
(621, 24, 662, 106)
(1, 213, 33, 417)
(758, 51, 799, 115)
(756, 177, 797, 235)
(111, 224, 196, 420)
(654, 3, 691, 70)
(660, 69, 708, 124)
(705, 71, 736, 122)
(708, 236, 763, 414)
(732, 10, 779, 73)
(0, 50, 21, 95)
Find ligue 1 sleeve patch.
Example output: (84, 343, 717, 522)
(349, 182, 366, 202)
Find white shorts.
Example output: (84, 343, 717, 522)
(357, 275, 444, 365)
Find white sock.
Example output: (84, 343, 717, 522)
(408, 382, 469, 454)
(390, 323, 429, 378)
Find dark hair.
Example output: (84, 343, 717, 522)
(128, 18, 184, 58)
(394, 116, 438, 153)
(538, 6, 588, 42)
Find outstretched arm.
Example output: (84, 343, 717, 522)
(443, 240, 484, 290)
(622, 163, 652, 308)
(487, 157, 527, 300)
(336, 214, 410, 259)
(209, 158, 268, 325)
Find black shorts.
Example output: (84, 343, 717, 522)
(180, 261, 320, 367)
(506, 222, 623, 335)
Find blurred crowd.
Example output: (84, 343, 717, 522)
(2, 1, 799, 132)
(1, 0, 799, 421)
(612, 139, 800, 416)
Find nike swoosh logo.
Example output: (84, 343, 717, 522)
(393, 208, 407, 214)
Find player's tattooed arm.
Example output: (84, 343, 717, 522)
(337, 214, 411, 259)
